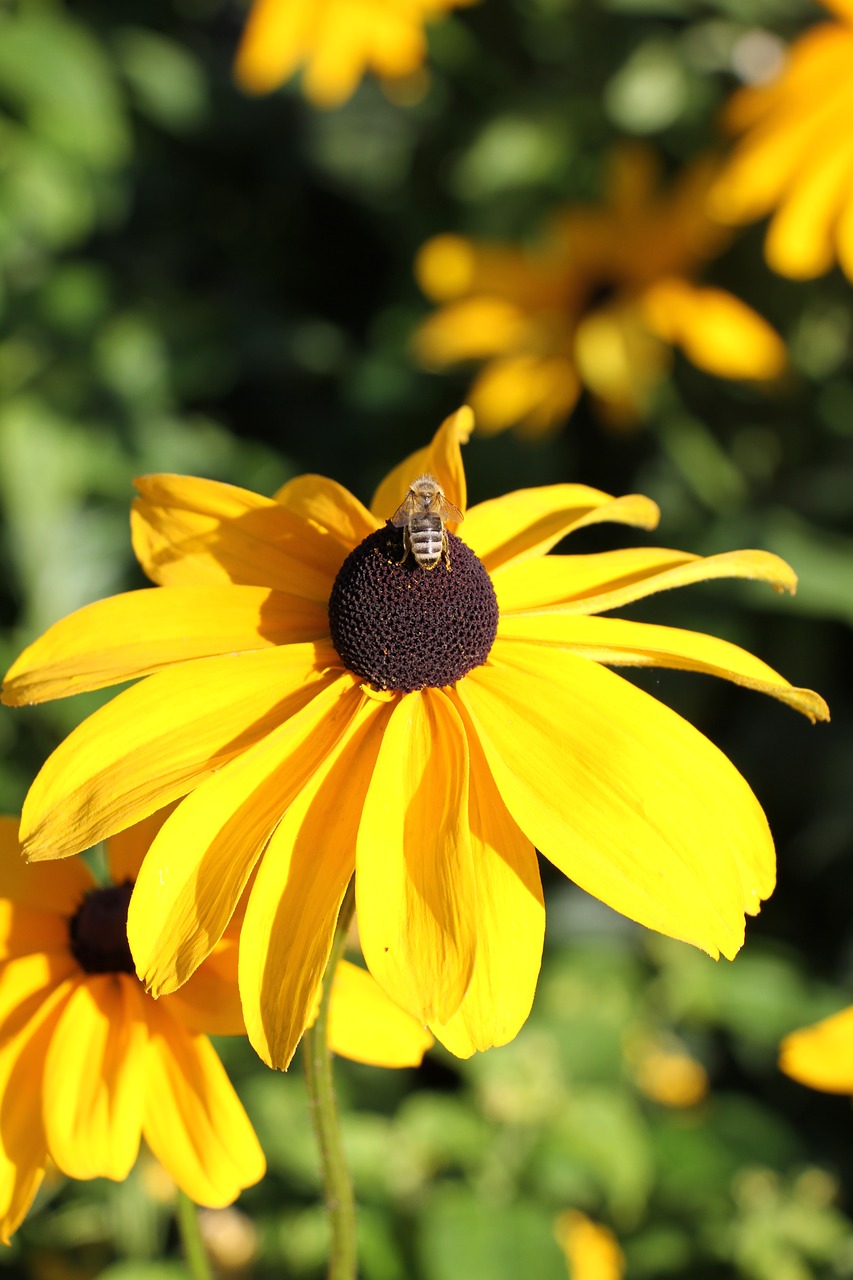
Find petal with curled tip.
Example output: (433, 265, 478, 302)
(497, 613, 829, 722)
(239, 691, 390, 1069)
(131, 474, 341, 600)
(357, 690, 475, 1026)
(20, 642, 340, 863)
(274, 474, 380, 551)
(370, 406, 472, 523)
(2, 587, 328, 707)
(463, 486, 660, 573)
(459, 640, 775, 960)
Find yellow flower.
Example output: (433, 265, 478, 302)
(709, 0, 853, 280)
(234, 0, 474, 107)
(414, 148, 787, 436)
(554, 1210, 625, 1280)
(780, 1006, 853, 1094)
(0, 810, 431, 1239)
(2, 407, 827, 1070)
(625, 1031, 709, 1109)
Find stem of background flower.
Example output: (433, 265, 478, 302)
(303, 877, 358, 1280)
(175, 1189, 213, 1280)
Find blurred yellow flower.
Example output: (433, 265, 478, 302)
(780, 1005, 853, 1093)
(414, 148, 787, 436)
(555, 1210, 625, 1280)
(709, 0, 853, 280)
(2, 408, 827, 1072)
(626, 1031, 709, 1108)
(234, 0, 474, 106)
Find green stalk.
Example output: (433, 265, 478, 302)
(175, 1189, 213, 1280)
(303, 878, 358, 1280)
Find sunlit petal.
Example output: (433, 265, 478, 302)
(2, 587, 328, 706)
(274, 474, 380, 551)
(164, 937, 244, 1037)
(780, 1006, 853, 1092)
(357, 690, 476, 1025)
(20, 642, 340, 862)
(459, 641, 775, 960)
(469, 354, 581, 437)
(142, 1004, 265, 1206)
(764, 126, 853, 278)
(370, 406, 472, 522)
(642, 280, 786, 380)
(106, 809, 175, 885)
(326, 959, 433, 1066)
(0, 817, 92, 916)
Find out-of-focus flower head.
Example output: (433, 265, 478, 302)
(709, 0, 853, 281)
(234, 0, 476, 107)
(554, 1210, 625, 1280)
(414, 147, 787, 437)
(780, 1005, 853, 1094)
(625, 1030, 709, 1109)
(2, 410, 827, 1073)
(0, 811, 431, 1239)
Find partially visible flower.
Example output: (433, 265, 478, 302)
(414, 148, 787, 436)
(234, 0, 474, 107)
(780, 1005, 853, 1094)
(709, 1, 853, 281)
(2, 409, 828, 1073)
(554, 1210, 625, 1280)
(0, 812, 430, 1240)
(625, 1031, 709, 1108)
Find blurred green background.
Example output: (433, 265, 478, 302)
(1, 0, 852, 1276)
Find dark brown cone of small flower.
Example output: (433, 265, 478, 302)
(329, 525, 499, 693)
(70, 882, 136, 975)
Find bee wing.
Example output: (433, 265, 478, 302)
(436, 495, 464, 524)
(390, 490, 419, 526)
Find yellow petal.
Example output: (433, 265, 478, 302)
(642, 280, 786, 380)
(458, 641, 775, 960)
(834, 184, 853, 280)
(413, 298, 529, 364)
(42, 975, 146, 1181)
(239, 690, 388, 1068)
(780, 1006, 853, 1093)
(274, 474, 380, 551)
(2, 586, 327, 707)
(129, 672, 361, 999)
(469, 354, 581, 437)
(554, 1211, 625, 1280)
(0, 955, 76, 1040)
(430, 706, 544, 1057)
(106, 808, 175, 885)
(141, 1005, 265, 1206)
(574, 303, 668, 416)
(820, 0, 853, 21)
(493, 545, 798, 615)
(326, 959, 433, 1066)
(357, 690, 476, 1025)
(20, 641, 340, 862)
(131, 474, 340, 601)
(234, 0, 312, 95)
(0, 817, 93, 914)
(463, 486, 660, 574)
(369, 406, 472, 523)
(164, 937, 245, 1037)
(764, 122, 853, 277)
(497, 613, 829, 723)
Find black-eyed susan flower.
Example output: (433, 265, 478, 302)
(709, 0, 853, 281)
(234, 0, 474, 107)
(414, 148, 787, 436)
(2, 408, 827, 1071)
(0, 811, 431, 1239)
(780, 1006, 853, 1095)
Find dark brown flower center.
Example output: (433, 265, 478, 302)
(69, 882, 135, 975)
(328, 525, 499, 693)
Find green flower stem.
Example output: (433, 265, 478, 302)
(175, 1189, 213, 1280)
(303, 877, 358, 1280)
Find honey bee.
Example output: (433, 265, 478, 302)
(391, 473, 464, 570)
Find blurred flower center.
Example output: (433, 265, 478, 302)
(69, 881, 135, 975)
(328, 526, 498, 693)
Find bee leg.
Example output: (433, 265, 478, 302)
(393, 528, 411, 566)
(442, 531, 452, 571)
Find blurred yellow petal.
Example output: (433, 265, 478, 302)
(414, 298, 529, 365)
(459, 641, 775, 960)
(498, 613, 829, 722)
(555, 1211, 625, 1280)
(106, 809, 175, 885)
(129, 673, 360, 1000)
(430, 710, 544, 1057)
(234, 0, 313, 95)
(165, 937, 245, 1037)
(274, 474, 380, 551)
(131, 475, 339, 600)
(574, 304, 669, 416)
(357, 690, 476, 1025)
(463, 486, 659, 573)
(469, 354, 581, 437)
(627, 1034, 709, 1108)
(0, 955, 76, 1038)
(0, 817, 93, 916)
(834, 186, 853, 280)
(1, 587, 326, 706)
(822, 0, 853, 22)
(765, 127, 853, 277)
(326, 959, 433, 1066)
(142, 1007, 265, 1206)
(20, 642, 339, 862)
(239, 691, 388, 1068)
(370, 406, 472, 522)
(42, 976, 146, 1181)
(780, 1006, 853, 1093)
(642, 280, 786, 380)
